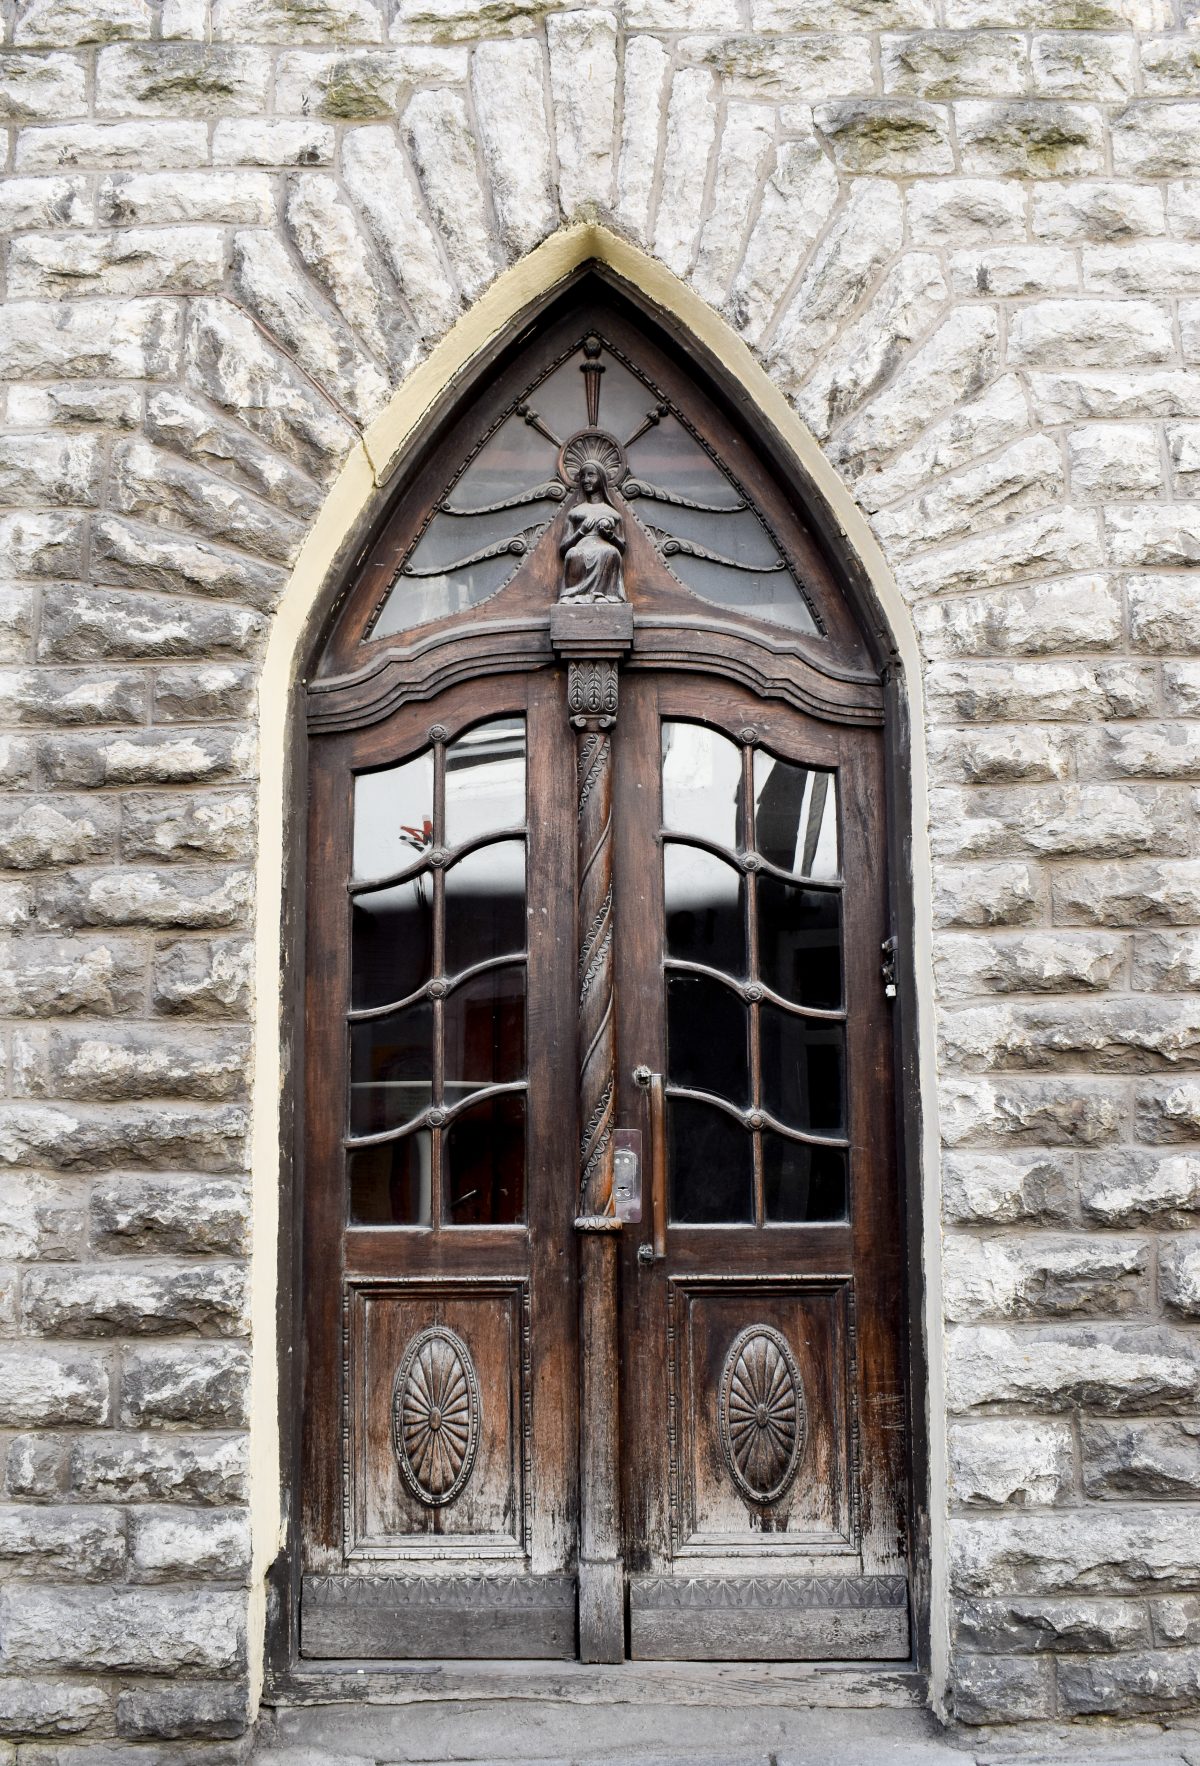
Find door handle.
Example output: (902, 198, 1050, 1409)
(633, 1067, 666, 1264)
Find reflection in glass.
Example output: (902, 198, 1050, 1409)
(352, 881, 433, 1012)
(445, 1092, 525, 1225)
(760, 1005, 844, 1135)
(661, 721, 741, 849)
(444, 841, 526, 976)
(348, 1132, 433, 1226)
(754, 753, 838, 879)
(664, 844, 746, 976)
(650, 503, 781, 566)
(664, 556, 819, 637)
(668, 1097, 753, 1223)
(763, 1138, 847, 1223)
(353, 752, 434, 882)
(350, 1001, 434, 1136)
(627, 414, 738, 503)
(758, 878, 842, 1011)
(667, 973, 749, 1105)
(447, 414, 557, 510)
(444, 965, 526, 1103)
(445, 718, 525, 848)
(373, 552, 520, 638)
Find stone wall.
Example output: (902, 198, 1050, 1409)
(1, 0, 1200, 1749)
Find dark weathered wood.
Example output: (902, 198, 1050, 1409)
(302, 1573, 576, 1660)
(629, 1575, 910, 1662)
(576, 1223, 623, 1663)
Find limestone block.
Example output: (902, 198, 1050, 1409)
(0, 883, 35, 933)
(940, 1077, 1126, 1148)
(952, 1655, 1054, 1725)
(1067, 423, 1161, 503)
(129, 1506, 251, 1581)
(0, 1676, 109, 1738)
(1056, 863, 1200, 929)
(41, 588, 263, 666)
(0, 54, 87, 124)
(1094, 723, 1200, 782)
(1128, 575, 1200, 653)
(402, 89, 497, 303)
(1113, 103, 1200, 178)
(901, 509, 1108, 601)
(753, 0, 935, 22)
(682, 34, 874, 104)
(1160, 1239, 1200, 1319)
(654, 69, 718, 278)
(916, 575, 1122, 659)
(831, 308, 1001, 477)
(945, 0, 1168, 20)
(944, 997, 1200, 1073)
(1059, 1649, 1200, 1717)
(614, 36, 669, 246)
(947, 1324, 1200, 1413)
(0, 1586, 245, 1674)
(0, 935, 145, 1020)
(0, 1505, 124, 1581)
(212, 118, 335, 165)
(0, 797, 118, 870)
(0, 1346, 110, 1426)
(231, 230, 391, 426)
(928, 726, 1073, 785)
(881, 31, 1026, 98)
(1081, 1151, 1200, 1226)
(152, 938, 252, 1018)
(13, 0, 153, 43)
(95, 44, 270, 117)
(947, 245, 1078, 299)
(212, 0, 383, 38)
(154, 668, 255, 725)
(924, 659, 1153, 724)
(112, 438, 296, 566)
(628, 0, 737, 21)
(16, 1025, 251, 1103)
(92, 519, 286, 614)
(1031, 33, 1137, 101)
(1168, 181, 1200, 239)
(4, 1435, 64, 1498)
(0, 1173, 81, 1261)
(906, 179, 1024, 247)
(952, 1492, 1200, 1591)
(931, 862, 1047, 928)
(122, 791, 255, 866)
(813, 100, 952, 175)
(7, 384, 134, 430)
(99, 171, 273, 228)
(273, 44, 465, 115)
(948, 1419, 1075, 1507)
(768, 180, 904, 385)
(0, 175, 91, 231)
(0, 737, 34, 786)
(692, 103, 775, 305)
(1030, 368, 1200, 424)
(37, 866, 252, 933)
(117, 1680, 249, 1742)
(1032, 180, 1165, 242)
(1141, 35, 1200, 97)
(68, 1431, 248, 1504)
(145, 393, 320, 523)
(0, 593, 32, 667)
(727, 131, 839, 344)
(1181, 302, 1200, 365)
(0, 299, 180, 381)
(944, 1231, 1149, 1320)
(1008, 298, 1173, 369)
(855, 377, 1029, 511)
(92, 1176, 249, 1256)
(21, 1262, 249, 1337)
(1082, 1419, 1200, 1499)
(956, 100, 1105, 178)
(285, 174, 404, 373)
(8, 226, 225, 299)
(1113, 509, 1200, 570)
(1084, 241, 1200, 298)
(1168, 423, 1200, 499)
(1153, 1596, 1200, 1646)
(471, 40, 557, 261)
(942, 1152, 1077, 1226)
(0, 512, 88, 583)
(1134, 933, 1200, 994)
(15, 121, 208, 172)
(340, 128, 458, 341)
(161, 0, 209, 35)
(0, 667, 148, 727)
(939, 781, 1189, 862)
(1163, 664, 1200, 715)
(956, 1597, 1149, 1654)
(546, 10, 617, 218)
(1139, 1079, 1200, 1143)
(872, 435, 1063, 556)
(38, 729, 253, 791)
(119, 1342, 250, 1426)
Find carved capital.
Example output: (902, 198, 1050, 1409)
(567, 658, 619, 730)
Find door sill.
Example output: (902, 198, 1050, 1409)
(265, 1657, 925, 1710)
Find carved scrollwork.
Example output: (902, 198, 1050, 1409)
(391, 1325, 481, 1508)
(717, 1324, 807, 1506)
(567, 659, 620, 730)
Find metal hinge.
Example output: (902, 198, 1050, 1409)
(881, 936, 898, 1001)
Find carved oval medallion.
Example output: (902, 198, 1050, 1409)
(391, 1325, 481, 1508)
(717, 1324, 807, 1506)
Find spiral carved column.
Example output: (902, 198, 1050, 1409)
(550, 602, 631, 1665)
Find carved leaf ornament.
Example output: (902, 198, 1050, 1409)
(392, 1325, 481, 1507)
(717, 1324, 807, 1506)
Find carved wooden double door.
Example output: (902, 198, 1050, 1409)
(299, 279, 911, 1666)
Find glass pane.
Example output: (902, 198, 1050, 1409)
(758, 877, 841, 1011)
(445, 1092, 525, 1225)
(445, 717, 525, 847)
(444, 840, 526, 976)
(348, 1133, 433, 1226)
(668, 1096, 753, 1224)
(667, 972, 749, 1106)
(444, 965, 526, 1104)
(645, 502, 782, 568)
(405, 503, 558, 571)
(373, 552, 520, 639)
(534, 346, 651, 446)
(664, 844, 746, 975)
(353, 752, 434, 881)
(352, 880, 433, 1011)
(666, 555, 819, 636)
(349, 1001, 434, 1137)
(661, 721, 741, 850)
(448, 412, 558, 509)
(763, 1139, 847, 1223)
(760, 1006, 844, 1136)
(754, 754, 839, 879)
(627, 413, 739, 504)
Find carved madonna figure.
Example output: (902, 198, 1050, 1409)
(558, 460, 627, 603)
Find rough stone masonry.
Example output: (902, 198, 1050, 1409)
(2, 0, 1200, 1752)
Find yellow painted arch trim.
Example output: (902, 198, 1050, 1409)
(248, 222, 947, 1712)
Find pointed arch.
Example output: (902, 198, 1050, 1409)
(248, 225, 946, 1711)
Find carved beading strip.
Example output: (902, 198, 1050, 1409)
(631, 1574, 908, 1610)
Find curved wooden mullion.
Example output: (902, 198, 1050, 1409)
(344, 1078, 528, 1150)
(347, 952, 528, 1025)
(348, 825, 526, 897)
(664, 1084, 850, 1151)
(661, 828, 843, 893)
(663, 958, 847, 1023)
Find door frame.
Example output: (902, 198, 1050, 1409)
(261, 252, 935, 1698)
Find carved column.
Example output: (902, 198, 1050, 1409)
(550, 600, 632, 1664)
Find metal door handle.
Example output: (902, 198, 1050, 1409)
(633, 1067, 666, 1263)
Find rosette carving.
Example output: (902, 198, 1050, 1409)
(391, 1325, 481, 1508)
(717, 1324, 806, 1506)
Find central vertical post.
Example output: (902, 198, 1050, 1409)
(551, 599, 632, 1664)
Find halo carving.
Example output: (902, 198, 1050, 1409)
(558, 428, 627, 489)
(717, 1323, 806, 1506)
(391, 1324, 481, 1508)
